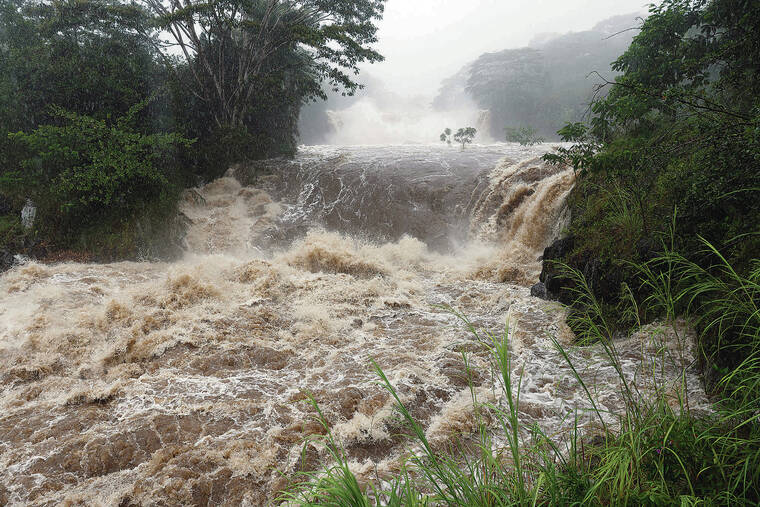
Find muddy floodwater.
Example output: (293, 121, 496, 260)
(0, 144, 707, 505)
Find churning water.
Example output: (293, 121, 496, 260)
(0, 144, 707, 505)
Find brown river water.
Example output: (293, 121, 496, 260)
(0, 144, 707, 505)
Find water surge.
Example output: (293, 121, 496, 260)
(0, 144, 707, 505)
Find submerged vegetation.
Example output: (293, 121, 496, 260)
(440, 128, 478, 150)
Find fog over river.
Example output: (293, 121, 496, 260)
(0, 143, 706, 504)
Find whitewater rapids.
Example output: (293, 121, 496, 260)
(0, 144, 707, 505)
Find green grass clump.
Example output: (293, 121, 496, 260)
(283, 238, 760, 506)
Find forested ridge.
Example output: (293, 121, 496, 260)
(433, 13, 640, 140)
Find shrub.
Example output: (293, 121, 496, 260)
(505, 125, 545, 146)
(7, 103, 192, 247)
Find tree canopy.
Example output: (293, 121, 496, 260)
(0, 0, 387, 256)
(144, 0, 385, 129)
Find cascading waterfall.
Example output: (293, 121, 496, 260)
(475, 109, 492, 137)
(0, 144, 707, 505)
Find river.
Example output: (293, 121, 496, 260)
(0, 144, 706, 505)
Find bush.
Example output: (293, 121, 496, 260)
(505, 125, 545, 146)
(7, 104, 192, 250)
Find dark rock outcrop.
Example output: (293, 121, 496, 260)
(530, 282, 547, 299)
(539, 234, 629, 307)
(0, 250, 14, 273)
(539, 236, 575, 303)
(543, 235, 575, 261)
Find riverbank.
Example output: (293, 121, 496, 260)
(288, 213, 760, 505)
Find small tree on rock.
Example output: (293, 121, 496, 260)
(454, 127, 477, 150)
(439, 128, 452, 146)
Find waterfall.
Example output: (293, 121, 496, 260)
(0, 144, 708, 504)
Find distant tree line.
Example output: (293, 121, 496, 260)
(0, 0, 385, 258)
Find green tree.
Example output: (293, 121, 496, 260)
(9, 104, 192, 239)
(169, 31, 325, 178)
(453, 127, 477, 150)
(439, 128, 452, 146)
(0, 0, 173, 195)
(505, 125, 544, 146)
(144, 0, 386, 130)
(0, 0, 168, 133)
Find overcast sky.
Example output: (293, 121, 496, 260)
(364, 0, 655, 98)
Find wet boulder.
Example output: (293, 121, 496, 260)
(539, 236, 575, 304)
(539, 235, 628, 306)
(0, 250, 13, 273)
(530, 282, 547, 299)
(543, 235, 574, 261)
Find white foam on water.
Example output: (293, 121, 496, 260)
(0, 144, 708, 505)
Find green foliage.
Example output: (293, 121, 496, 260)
(0, 0, 168, 133)
(453, 127, 477, 150)
(504, 125, 545, 146)
(652, 238, 760, 403)
(0, 0, 174, 199)
(542, 122, 600, 175)
(439, 128, 452, 146)
(543, 0, 760, 337)
(8, 105, 192, 245)
(0, 0, 189, 257)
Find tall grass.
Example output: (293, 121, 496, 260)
(283, 237, 760, 506)
(654, 238, 760, 502)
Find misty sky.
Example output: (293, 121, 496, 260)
(365, 0, 655, 98)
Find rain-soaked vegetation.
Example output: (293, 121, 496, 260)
(0, 0, 385, 257)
